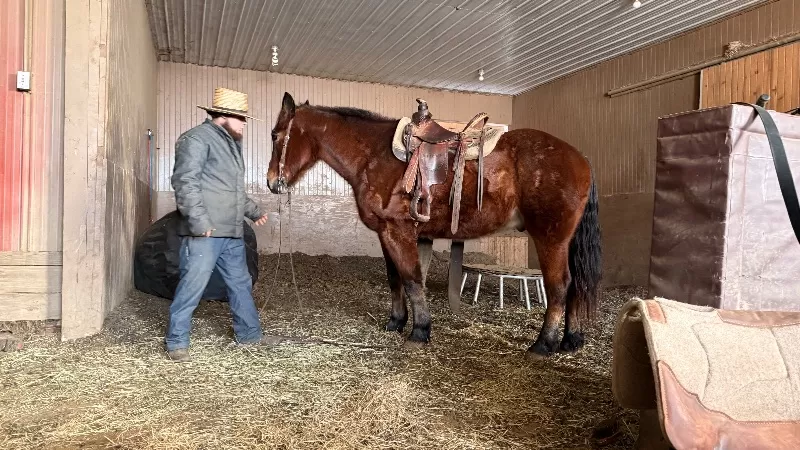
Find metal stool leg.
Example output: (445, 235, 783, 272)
(472, 273, 482, 305)
(523, 278, 530, 310)
(535, 278, 542, 304)
(519, 279, 524, 304)
(499, 276, 504, 308)
(460, 273, 467, 296)
(538, 278, 547, 308)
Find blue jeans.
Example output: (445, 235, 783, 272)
(165, 236, 263, 351)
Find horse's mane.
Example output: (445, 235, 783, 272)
(303, 103, 397, 123)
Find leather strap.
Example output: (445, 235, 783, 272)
(403, 148, 420, 194)
(735, 102, 800, 245)
(450, 140, 467, 234)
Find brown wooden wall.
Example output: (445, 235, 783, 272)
(701, 40, 800, 110)
(155, 62, 527, 267)
(513, 0, 800, 286)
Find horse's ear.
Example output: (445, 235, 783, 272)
(302, 100, 309, 105)
(282, 92, 296, 117)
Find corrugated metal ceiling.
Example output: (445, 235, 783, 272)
(144, 0, 769, 95)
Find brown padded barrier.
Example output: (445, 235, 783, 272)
(649, 104, 800, 311)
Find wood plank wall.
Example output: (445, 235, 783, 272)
(102, 0, 158, 317)
(701, 40, 800, 110)
(0, 0, 65, 322)
(156, 62, 513, 194)
(0, 0, 64, 253)
(1, 0, 26, 252)
(513, 0, 800, 286)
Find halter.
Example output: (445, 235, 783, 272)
(275, 117, 294, 193)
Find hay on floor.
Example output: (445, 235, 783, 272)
(0, 252, 642, 449)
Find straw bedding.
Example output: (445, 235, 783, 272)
(0, 251, 642, 449)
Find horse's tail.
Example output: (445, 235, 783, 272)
(567, 172, 603, 322)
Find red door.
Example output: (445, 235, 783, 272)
(0, 0, 26, 251)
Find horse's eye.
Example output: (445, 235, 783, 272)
(271, 132, 278, 141)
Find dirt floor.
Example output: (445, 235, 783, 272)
(0, 251, 645, 449)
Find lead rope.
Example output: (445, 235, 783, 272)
(259, 117, 303, 313)
(258, 191, 303, 313)
(286, 191, 304, 311)
(260, 194, 284, 313)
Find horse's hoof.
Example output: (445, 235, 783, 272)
(408, 326, 430, 343)
(559, 331, 585, 353)
(384, 318, 406, 333)
(526, 340, 554, 359)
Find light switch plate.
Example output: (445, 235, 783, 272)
(17, 71, 31, 91)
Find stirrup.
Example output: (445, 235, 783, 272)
(409, 189, 431, 222)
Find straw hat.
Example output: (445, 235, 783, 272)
(197, 87, 260, 120)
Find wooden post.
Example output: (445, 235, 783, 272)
(61, 0, 109, 340)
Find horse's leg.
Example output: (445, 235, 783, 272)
(382, 243, 407, 333)
(417, 237, 433, 290)
(560, 177, 602, 353)
(379, 226, 430, 345)
(527, 238, 571, 357)
(560, 286, 585, 352)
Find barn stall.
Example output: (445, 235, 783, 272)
(1, 0, 799, 448)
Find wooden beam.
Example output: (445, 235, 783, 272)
(0, 266, 62, 294)
(61, 0, 108, 340)
(607, 32, 800, 98)
(0, 251, 62, 266)
(0, 293, 61, 321)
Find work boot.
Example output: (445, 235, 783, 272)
(167, 348, 191, 362)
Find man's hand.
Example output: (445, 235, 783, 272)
(253, 214, 268, 226)
(203, 229, 215, 237)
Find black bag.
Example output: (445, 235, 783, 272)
(133, 210, 259, 301)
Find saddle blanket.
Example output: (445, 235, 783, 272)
(391, 117, 505, 162)
(612, 297, 800, 449)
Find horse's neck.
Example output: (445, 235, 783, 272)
(313, 115, 396, 187)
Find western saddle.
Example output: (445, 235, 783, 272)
(401, 99, 489, 234)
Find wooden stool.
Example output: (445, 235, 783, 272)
(459, 263, 547, 310)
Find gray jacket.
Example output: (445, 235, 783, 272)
(171, 119, 263, 238)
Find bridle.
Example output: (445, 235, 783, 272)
(275, 117, 294, 193)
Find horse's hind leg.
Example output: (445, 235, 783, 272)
(560, 286, 585, 352)
(382, 243, 407, 333)
(527, 237, 571, 357)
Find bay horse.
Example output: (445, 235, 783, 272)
(266, 92, 602, 358)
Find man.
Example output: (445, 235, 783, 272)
(166, 87, 277, 362)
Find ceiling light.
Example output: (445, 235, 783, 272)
(478, 69, 485, 81)
(632, 1, 641, 8)
(271, 46, 279, 66)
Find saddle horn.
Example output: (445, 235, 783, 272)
(414, 98, 431, 123)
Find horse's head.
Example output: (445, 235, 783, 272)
(267, 92, 317, 194)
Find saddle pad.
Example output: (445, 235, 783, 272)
(391, 117, 504, 162)
(612, 297, 800, 449)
